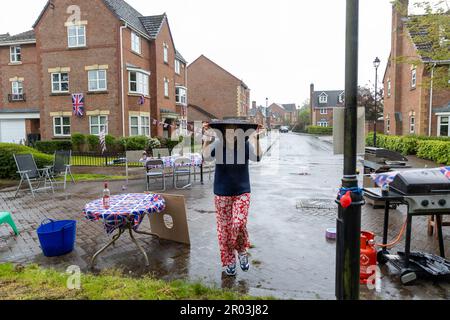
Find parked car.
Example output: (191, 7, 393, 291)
(279, 126, 289, 133)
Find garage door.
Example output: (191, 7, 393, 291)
(0, 120, 26, 144)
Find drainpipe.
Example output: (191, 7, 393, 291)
(428, 63, 435, 137)
(120, 22, 128, 137)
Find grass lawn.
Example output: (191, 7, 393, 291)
(0, 264, 269, 300)
(56, 174, 128, 182)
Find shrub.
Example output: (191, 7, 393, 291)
(34, 140, 72, 154)
(72, 133, 86, 152)
(118, 136, 149, 151)
(149, 138, 161, 149)
(417, 140, 450, 165)
(0, 143, 54, 179)
(307, 126, 333, 135)
(86, 135, 100, 152)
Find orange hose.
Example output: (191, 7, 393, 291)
(375, 218, 408, 249)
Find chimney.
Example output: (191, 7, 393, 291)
(252, 101, 257, 110)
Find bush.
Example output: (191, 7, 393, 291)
(72, 133, 86, 152)
(118, 136, 149, 151)
(0, 143, 54, 179)
(86, 135, 100, 151)
(307, 126, 333, 135)
(366, 133, 450, 165)
(34, 140, 72, 154)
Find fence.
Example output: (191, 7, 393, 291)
(71, 152, 142, 168)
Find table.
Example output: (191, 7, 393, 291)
(147, 153, 205, 185)
(83, 193, 166, 267)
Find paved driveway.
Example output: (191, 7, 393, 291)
(0, 133, 449, 299)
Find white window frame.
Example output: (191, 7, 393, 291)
(411, 68, 417, 88)
(131, 31, 141, 54)
(128, 71, 149, 96)
(175, 86, 187, 105)
(89, 115, 108, 136)
(164, 78, 170, 97)
(129, 116, 150, 136)
(437, 114, 450, 137)
(409, 116, 415, 134)
(11, 81, 23, 95)
(10, 46, 21, 63)
(320, 108, 328, 115)
(88, 69, 107, 92)
(51, 72, 69, 93)
(387, 79, 391, 97)
(67, 25, 86, 48)
(175, 59, 181, 75)
(319, 93, 328, 104)
(386, 117, 391, 133)
(53, 116, 71, 137)
(163, 43, 169, 64)
(317, 121, 328, 127)
(338, 92, 345, 103)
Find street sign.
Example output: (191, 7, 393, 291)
(332, 107, 366, 155)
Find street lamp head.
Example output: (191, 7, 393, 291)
(373, 57, 381, 69)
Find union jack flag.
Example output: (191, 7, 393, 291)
(371, 171, 399, 188)
(72, 93, 85, 117)
(440, 166, 450, 180)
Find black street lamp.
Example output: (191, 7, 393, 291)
(373, 57, 381, 147)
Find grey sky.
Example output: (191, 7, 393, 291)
(0, 0, 435, 107)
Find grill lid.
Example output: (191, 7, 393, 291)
(390, 169, 450, 195)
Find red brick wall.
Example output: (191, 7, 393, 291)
(313, 108, 334, 127)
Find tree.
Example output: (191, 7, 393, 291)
(358, 86, 384, 122)
(296, 100, 311, 132)
(394, 0, 450, 88)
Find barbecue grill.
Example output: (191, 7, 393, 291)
(364, 168, 450, 285)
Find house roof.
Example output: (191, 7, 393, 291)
(0, 30, 36, 46)
(433, 101, 450, 113)
(175, 50, 187, 64)
(139, 14, 166, 39)
(282, 104, 297, 113)
(311, 90, 344, 108)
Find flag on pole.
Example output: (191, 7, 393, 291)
(99, 125, 107, 154)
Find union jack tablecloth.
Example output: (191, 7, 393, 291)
(83, 193, 166, 234)
(147, 153, 203, 168)
(371, 166, 450, 188)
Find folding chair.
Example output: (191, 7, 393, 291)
(14, 154, 54, 198)
(173, 157, 192, 190)
(152, 148, 170, 158)
(146, 159, 166, 192)
(48, 150, 75, 190)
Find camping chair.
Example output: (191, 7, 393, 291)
(14, 154, 54, 198)
(173, 157, 192, 190)
(152, 148, 170, 158)
(48, 150, 75, 190)
(146, 159, 166, 192)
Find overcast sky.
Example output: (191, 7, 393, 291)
(0, 0, 437, 107)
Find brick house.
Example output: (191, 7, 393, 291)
(268, 103, 286, 128)
(187, 55, 250, 122)
(281, 104, 298, 126)
(0, 0, 188, 143)
(309, 83, 344, 127)
(383, 0, 450, 137)
(248, 101, 266, 127)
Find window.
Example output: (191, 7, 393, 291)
(68, 25, 86, 48)
(411, 67, 417, 88)
(11, 81, 23, 97)
(164, 78, 170, 97)
(387, 79, 391, 97)
(10, 46, 21, 63)
(386, 117, 391, 133)
(53, 117, 71, 136)
(131, 32, 141, 54)
(90, 115, 108, 135)
(163, 43, 169, 64)
(175, 86, 187, 105)
(410, 116, 415, 134)
(129, 116, 150, 136)
(338, 92, 345, 103)
(317, 121, 328, 127)
(129, 71, 149, 95)
(51, 73, 69, 93)
(320, 108, 327, 115)
(88, 70, 107, 91)
(438, 116, 449, 137)
(319, 93, 328, 104)
(175, 59, 181, 75)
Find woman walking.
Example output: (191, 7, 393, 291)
(203, 120, 263, 276)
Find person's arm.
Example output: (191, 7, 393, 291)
(249, 125, 263, 162)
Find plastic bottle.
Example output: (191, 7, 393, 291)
(103, 182, 111, 209)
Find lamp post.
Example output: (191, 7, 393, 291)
(266, 98, 271, 130)
(373, 57, 380, 147)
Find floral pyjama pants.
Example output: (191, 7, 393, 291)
(214, 193, 251, 267)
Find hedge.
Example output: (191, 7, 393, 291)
(366, 133, 450, 165)
(307, 126, 333, 135)
(0, 143, 54, 179)
(34, 140, 72, 154)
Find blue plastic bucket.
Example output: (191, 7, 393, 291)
(37, 219, 77, 257)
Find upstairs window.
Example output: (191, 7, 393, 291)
(338, 92, 345, 103)
(129, 71, 149, 96)
(320, 108, 327, 115)
(387, 79, 391, 97)
(10, 46, 21, 63)
(319, 93, 328, 104)
(411, 67, 417, 88)
(51, 73, 69, 93)
(10, 81, 24, 101)
(68, 25, 86, 48)
(175, 86, 187, 105)
(88, 70, 107, 92)
(163, 43, 169, 64)
(131, 32, 141, 54)
(164, 78, 170, 97)
(175, 59, 181, 75)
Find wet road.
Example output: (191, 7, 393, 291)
(1, 132, 449, 300)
